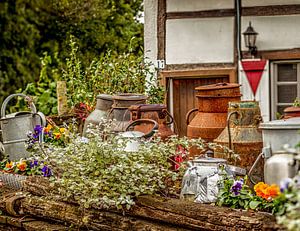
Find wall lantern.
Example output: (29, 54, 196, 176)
(243, 22, 258, 56)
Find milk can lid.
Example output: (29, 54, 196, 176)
(195, 83, 241, 91)
(260, 117, 300, 129)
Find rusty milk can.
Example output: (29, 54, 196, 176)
(110, 94, 147, 132)
(128, 104, 175, 140)
(186, 83, 241, 141)
(214, 101, 263, 181)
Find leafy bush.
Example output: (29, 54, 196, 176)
(31, 119, 227, 210)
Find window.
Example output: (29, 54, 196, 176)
(272, 61, 300, 119)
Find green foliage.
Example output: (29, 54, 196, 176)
(32, 119, 208, 210)
(0, 0, 143, 103)
(19, 53, 59, 115)
(62, 37, 164, 107)
(277, 175, 300, 231)
(217, 176, 288, 215)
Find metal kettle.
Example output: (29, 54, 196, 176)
(120, 119, 158, 152)
(0, 93, 46, 160)
(264, 148, 299, 186)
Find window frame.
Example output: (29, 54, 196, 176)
(271, 60, 300, 120)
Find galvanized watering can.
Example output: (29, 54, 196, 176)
(0, 93, 46, 160)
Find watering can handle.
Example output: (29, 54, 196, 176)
(125, 119, 159, 139)
(186, 108, 198, 125)
(1, 93, 36, 118)
(226, 111, 239, 151)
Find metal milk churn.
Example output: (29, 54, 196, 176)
(110, 94, 147, 132)
(0, 93, 46, 160)
(82, 94, 113, 136)
(180, 156, 229, 203)
(264, 149, 299, 186)
(186, 83, 241, 141)
(128, 104, 175, 140)
(214, 101, 263, 182)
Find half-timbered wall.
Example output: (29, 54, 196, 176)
(144, 0, 300, 135)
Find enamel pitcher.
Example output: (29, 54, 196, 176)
(0, 93, 46, 160)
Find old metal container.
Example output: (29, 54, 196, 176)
(82, 94, 113, 136)
(120, 119, 158, 152)
(129, 104, 175, 140)
(0, 93, 46, 160)
(264, 150, 299, 186)
(214, 101, 263, 181)
(186, 83, 241, 141)
(110, 94, 147, 132)
(180, 156, 228, 203)
(260, 117, 300, 153)
(282, 106, 300, 119)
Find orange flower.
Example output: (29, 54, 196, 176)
(254, 182, 280, 200)
(17, 161, 27, 171)
(44, 124, 53, 133)
(53, 132, 61, 140)
(5, 161, 13, 169)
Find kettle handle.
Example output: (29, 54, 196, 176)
(1, 93, 36, 118)
(125, 119, 159, 139)
(186, 108, 198, 125)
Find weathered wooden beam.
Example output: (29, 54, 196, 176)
(0, 215, 68, 231)
(166, 5, 300, 20)
(167, 9, 235, 20)
(19, 178, 284, 231)
(157, 0, 166, 61)
(242, 5, 300, 17)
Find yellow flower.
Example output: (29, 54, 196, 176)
(59, 127, 65, 133)
(17, 161, 27, 171)
(5, 161, 13, 169)
(53, 132, 61, 140)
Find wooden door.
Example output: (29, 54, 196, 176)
(172, 76, 229, 137)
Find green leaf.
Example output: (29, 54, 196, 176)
(249, 201, 261, 210)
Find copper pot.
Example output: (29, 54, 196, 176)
(186, 83, 241, 141)
(283, 106, 300, 119)
(129, 104, 175, 140)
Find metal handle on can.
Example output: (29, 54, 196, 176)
(186, 108, 198, 125)
(125, 119, 159, 139)
(162, 109, 174, 125)
(1, 93, 36, 118)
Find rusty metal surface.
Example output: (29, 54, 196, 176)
(187, 112, 227, 141)
(283, 106, 300, 119)
(129, 104, 175, 140)
(214, 101, 263, 180)
(187, 83, 241, 141)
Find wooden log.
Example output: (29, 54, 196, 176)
(1, 187, 284, 231)
(0, 215, 68, 231)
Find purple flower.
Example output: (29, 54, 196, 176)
(280, 178, 292, 192)
(41, 165, 52, 177)
(231, 179, 243, 195)
(30, 160, 39, 168)
(33, 125, 43, 139)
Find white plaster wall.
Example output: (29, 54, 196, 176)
(239, 61, 270, 122)
(167, 0, 234, 12)
(242, 15, 300, 51)
(166, 18, 234, 64)
(242, 0, 300, 7)
(144, 0, 157, 65)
